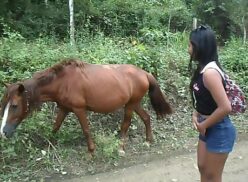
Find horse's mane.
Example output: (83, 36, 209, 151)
(33, 58, 85, 86)
(51, 58, 85, 74)
(23, 59, 85, 113)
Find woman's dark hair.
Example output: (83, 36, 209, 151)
(188, 25, 223, 103)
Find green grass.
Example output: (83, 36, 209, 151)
(0, 31, 247, 181)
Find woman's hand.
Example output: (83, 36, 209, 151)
(192, 112, 206, 136)
(192, 114, 198, 130)
(193, 119, 206, 136)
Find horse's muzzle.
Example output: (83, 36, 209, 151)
(1, 123, 17, 138)
(0, 131, 7, 139)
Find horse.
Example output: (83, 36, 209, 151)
(0, 59, 172, 155)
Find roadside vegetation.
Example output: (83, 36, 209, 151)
(0, 0, 247, 181)
(0, 25, 247, 182)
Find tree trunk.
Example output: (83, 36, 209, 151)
(244, 26, 247, 44)
(166, 14, 171, 48)
(242, 16, 246, 44)
(69, 0, 75, 46)
(168, 14, 171, 32)
(193, 18, 197, 29)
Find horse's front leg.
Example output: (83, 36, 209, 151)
(73, 108, 95, 155)
(119, 105, 134, 156)
(52, 107, 69, 133)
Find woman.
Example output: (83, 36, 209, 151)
(188, 25, 236, 182)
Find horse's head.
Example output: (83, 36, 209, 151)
(1, 83, 28, 138)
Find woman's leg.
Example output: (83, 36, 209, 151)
(197, 139, 228, 182)
(197, 139, 207, 181)
(203, 151, 228, 182)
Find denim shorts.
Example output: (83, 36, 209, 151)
(198, 115, 236, 153)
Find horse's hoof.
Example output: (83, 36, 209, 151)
(143, 141, 151, 148)
(118, 149, 126, 157)
(88, 152, 94, 160)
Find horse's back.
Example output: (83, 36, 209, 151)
(60, 63, 150, 112)
(87, 64, 149, 94)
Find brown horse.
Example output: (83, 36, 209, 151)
(0, 59, 172, 154)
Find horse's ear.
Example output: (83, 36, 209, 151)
(3, 82, 10, 87)
(18, 84, 25, 94)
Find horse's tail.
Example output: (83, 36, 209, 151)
(147, 73, 173, 118)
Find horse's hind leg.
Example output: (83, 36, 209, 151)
(52, 107, 69, 133)
(134, 105, 152, 144)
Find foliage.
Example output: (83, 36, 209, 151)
(0, 16, 247, 181)
(191, 0, 232, 42)
(0, 0, 192, 39)
(0, 0, 247, 42)
(220, 37, 248, 95)
(226, 1, 248, 26)
(0, 1, 247, 180)
(94, 131, 120, 159)
(226, 0, 248, 43)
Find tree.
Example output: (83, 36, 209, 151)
(226, 0, 248, 44)
(69, 0, 75, 45)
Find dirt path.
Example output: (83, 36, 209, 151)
(62, 137, 248, 182)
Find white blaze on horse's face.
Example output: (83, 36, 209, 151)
(0, 102, 10, 138)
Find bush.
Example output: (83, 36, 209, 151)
(0, 28, 246, 181)
(220, 38, 248, 96)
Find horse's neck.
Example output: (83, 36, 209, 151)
(35, 79, 60, 102)
(39, 88, 55, 102)
(23, 79, 41, 111)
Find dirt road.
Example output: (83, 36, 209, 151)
(63, 137, 248, 182)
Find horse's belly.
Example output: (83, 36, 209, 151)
(87, 96, 128, 113)
(89, 105, 124, 113)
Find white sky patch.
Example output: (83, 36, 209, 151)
(0, 102, 10, 135)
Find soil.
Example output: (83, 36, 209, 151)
(48, 134, 248, 182)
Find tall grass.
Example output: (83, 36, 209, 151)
(0, 30, 247, 181)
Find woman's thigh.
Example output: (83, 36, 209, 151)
(197, 139, 207, 169)
(197, 139, 228, 171)
(204, 151, 228, 177)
